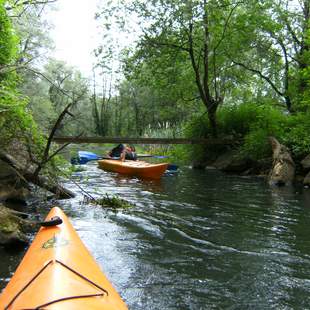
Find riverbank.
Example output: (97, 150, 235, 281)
(191, 141, 310, 187)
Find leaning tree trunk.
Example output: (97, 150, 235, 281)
(0, 152, 75, 199)
(269, 137, 295, 186)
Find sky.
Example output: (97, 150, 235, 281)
(48, 0, 139, 84)
(48, 0, 101, 78)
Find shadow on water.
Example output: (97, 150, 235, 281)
(1, 162, 310, 309)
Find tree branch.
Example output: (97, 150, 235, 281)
(188, 21, 207, 105)
(232, 60, 285, 97)
(46, 133, 84, 162)
(33, 101, 75, 178)
(27, 68, 72, 99)
(143, 34, 190, 52)
(6, 0, 57, 10)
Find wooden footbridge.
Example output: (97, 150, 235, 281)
(53, 136, 234, 145)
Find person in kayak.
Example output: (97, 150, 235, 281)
(109, 144, 137, 161)
(124, 145, 137, 161)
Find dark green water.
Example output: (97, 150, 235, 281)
(1, 162, 310, 309)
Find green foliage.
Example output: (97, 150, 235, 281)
(183, 103, 305, 161)
(240, 106, 287, 159)
(282, 113, 310, 157)
(240, 108, 310, 159)
(298, 28, 310, 111)
(184, 100, 310, 161)
(86, 193, 135, 210)
(168, 144, 198, 164)
(13, 3, 53, 65)
(242, 129, 273, 160)
(0, 2, 18, 69)
(92, 0, 310, 145)
(20, 59, 94, 136)
(1, 0, 309, 176)
(184, 113, 210, 138)
(218, 104, 266, 136)
(0, 2, 39, 149)
(0, 88, 34, 145)
(118, 50, 197, 136)
(0, 2, 56, 176)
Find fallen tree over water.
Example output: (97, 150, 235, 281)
(0, 151, 75, 199)
(0, 100, 79, 199)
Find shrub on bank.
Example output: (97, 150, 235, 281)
(239, 104, 287, 160)
(183, 103, 309, 162)
(282, 112, 310, 158)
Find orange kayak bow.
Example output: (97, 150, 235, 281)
(98, 159, 168, 179)
(0, 207, 128, 310)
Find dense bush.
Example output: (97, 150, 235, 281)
(183, 102, 309, 162)
(240, 105, 287, 160)
(0, 3, 18, 70)
(282, 113, 310, 158)
(217, 103, 263, 136)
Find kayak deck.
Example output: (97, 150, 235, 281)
(0, 207, 127, 310)
(98, 159, 168, 179)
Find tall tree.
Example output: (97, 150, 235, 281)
(92, 68, 113, 136)
(120, 54, 196, 136)
(291, 0, 309, 105)
(231, 0, 310, 112)
(13, 3, 53, 66)
(97, 0, 248, 136)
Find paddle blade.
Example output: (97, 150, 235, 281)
(137, 154, 169, 159)
(78, 151, 100, 160)
(70, 151, 101, 165)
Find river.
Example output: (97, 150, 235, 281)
(1, 162, 310, 309)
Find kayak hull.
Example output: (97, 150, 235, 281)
(98, 159, 168, 179)
(0, 207, 127, 310)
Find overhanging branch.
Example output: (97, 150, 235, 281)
(232, 60, 285, 97)
(6, 0, 57, 10)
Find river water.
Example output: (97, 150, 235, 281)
(1, 162, 310, 309)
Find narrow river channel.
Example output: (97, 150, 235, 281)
(1, 162, 310, 309)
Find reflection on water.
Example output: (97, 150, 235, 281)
(1, 162, 310, 309)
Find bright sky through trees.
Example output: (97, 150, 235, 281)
(48, 0, 301, 84)
(48, 0, 100, 77)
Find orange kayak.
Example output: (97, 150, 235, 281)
(0, 207, 128, 310)
(98, 159, 168, 179)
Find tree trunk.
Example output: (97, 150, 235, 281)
(207, 106, 218, 137)
(269, 137, 295, 186)
(0, 152, 75, 199)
